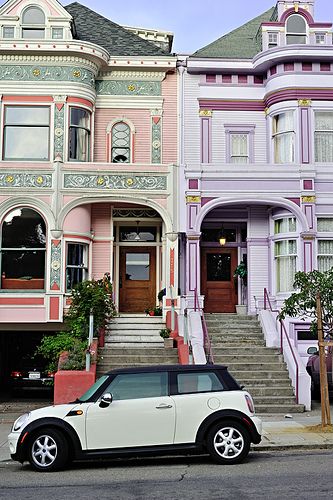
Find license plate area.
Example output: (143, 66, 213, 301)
(29, 372, 40, 379)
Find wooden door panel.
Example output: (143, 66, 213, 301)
(201, 248, 238, 313)
(119, 247, 156, 313)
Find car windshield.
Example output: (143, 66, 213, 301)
(78, 375, 109, 402)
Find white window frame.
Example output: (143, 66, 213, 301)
(272, 111, 295, 164)
(317, 240, 333, 272)
(268, 32, 278, 49)
(314, 111, 333, 163)
(315, 33, 326, 45)
(66, 242, 89, 291)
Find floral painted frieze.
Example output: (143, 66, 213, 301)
(0, 65, 95, 88)
(95, 80, 161, 96)
(0, 173, 52, 188)
(50, 240, 62, 291)
(54, 103, 65, 160)
(151, 113, 162, 164)
(64, 173, 167, 190)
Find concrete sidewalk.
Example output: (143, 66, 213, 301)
(1, 402, 333, 463)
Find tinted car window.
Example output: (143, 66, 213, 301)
(105, 372, 168, 400)
(176, 372, 224, 394)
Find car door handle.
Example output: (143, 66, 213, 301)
(156, 404, 173, 409)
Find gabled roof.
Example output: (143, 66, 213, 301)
(65, 2, 170, 57)
(192, 7, 275, 59)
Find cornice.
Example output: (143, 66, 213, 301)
(95, 95, 163, 109)
(99, 70, 166, 81)
(0, 54, 99, 73)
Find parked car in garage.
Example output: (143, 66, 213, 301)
(9, 355, 54, 393)
(8, 364, 262, 472)
(306, 346, 333, 398)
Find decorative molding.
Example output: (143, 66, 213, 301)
(199, 109, 212, 117)
(112, 208, 160, 218)
(95, 80, 161, 96)
(301, 196, 316, 203)
(186, 196, 201, 203)
(0, 173, 52, 188)
(0, 64, 95, 88)
(98, 71, 166, 81)
(95, 95, 164, 110)
(298, 99, 312, 107)
(151, 108, 163, 116)
(50, 240, 62, 291)
(63, 173, 167, 191)
(151, 113, 162, 164)
(0, 55, 98, 72)
(54, 103, 65, 161)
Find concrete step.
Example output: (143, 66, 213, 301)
(251, 395, 301, 406)
(228, 370, 291, 380)
(256, 404, 305, 414)
(100, 347, 170, 355)
(214, 354, 283, 363)
(107, 323, 164, 331)
(218, 362, 287, 371)
(212, 347, 280, 355)
(105, 336, 164, 344)
(246, 386, 295, 397)
(98, 354, 178, 364)
(237, 378, 292, 387)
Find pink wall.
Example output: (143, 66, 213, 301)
(91, 204, 111, 278)
(63, 204, 91, 233)
(94, 109, 151, 163)
(162, 72, 178, 164)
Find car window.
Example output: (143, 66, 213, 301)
(176, 372, 224, 394)
(79, 375, 109, 402)
(105, 372, 168, 400)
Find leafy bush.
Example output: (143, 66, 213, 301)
(37, 275, 116, 372)
(159, 328, 171, 339)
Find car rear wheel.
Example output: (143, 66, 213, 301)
(28, 428, 69, 472)
(206, 421, 250, 465)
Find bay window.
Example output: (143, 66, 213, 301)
(69, 107, 91, 162)
(3, 106, 50, 160)
(317, 241, 333, 272)
(314, 112, 333, 163)
(1, 208, 46, 290)
(272, 111, 294, 163)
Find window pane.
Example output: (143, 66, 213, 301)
(2, 251, 45, 278)
(70, 108, 90, 129)
(177, 372, 224, 394)
(286, 15, 306, 33)
(52, 28, 63, 39)
(66, 267, 84, 290)
(69, 127, 89, 161)
(67, 244, 85, 266)
(125, 253, 150, 280)
(317, 218, 333, 232)
(3, 27, 14, 38)
(106, 372, 168, 400)
(2, 208, 46, 248)
(112, 122, 130, 163)
(274, 112, 294, 134)
(286, 34, 306, 44)
(318, 240, 333, 272)
(22, 28, 45, 38)
(274, 132, 294, 163)
(120, 227, 156, 242)
(274, 217, 296, 234)
(206, 254, 231, 281)
(5, 106, 49, 125)
(4, 127, 49, 160)
(22, 7, 45, 24)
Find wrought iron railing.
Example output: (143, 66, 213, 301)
(263, 288, 299, 403)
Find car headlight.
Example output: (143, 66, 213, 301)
(12, 412, 31, 432)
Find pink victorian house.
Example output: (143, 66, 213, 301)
(0, 1, 178, 380)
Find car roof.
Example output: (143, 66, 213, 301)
(105, 364, 228, 375)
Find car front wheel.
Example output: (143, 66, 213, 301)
(206, 421, 250, 465)
(28, 428, 69, 472)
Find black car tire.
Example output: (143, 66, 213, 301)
(27, 427, 69, 472)
(206, 420, 250, 465)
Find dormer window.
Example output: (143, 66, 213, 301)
(286, 14, 307, 45)
(316, 33, 326, 45)
(21, 6, 45, 39)
(268, 32, 278, 49)
(52, 27, 63, 39)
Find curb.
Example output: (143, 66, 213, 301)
(252, 443, 333, 452)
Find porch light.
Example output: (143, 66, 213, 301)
(219, 227, 226, 246)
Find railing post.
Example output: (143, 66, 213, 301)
(264, 288, 267, 310)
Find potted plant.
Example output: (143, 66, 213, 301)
(233, 260, 247, 315)
(159, 327, 173, 348)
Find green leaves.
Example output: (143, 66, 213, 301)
(279, 270, 333, 338)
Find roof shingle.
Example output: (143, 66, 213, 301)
(192, 7, 275, 59)
(65, 2, 170, 57)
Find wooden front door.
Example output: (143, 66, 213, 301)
(201, 248, 238, 313)
(119, 247, 156, 313)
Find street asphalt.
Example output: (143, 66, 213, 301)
(1, 400, 333, 464)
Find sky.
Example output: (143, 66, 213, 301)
(63, 0, 333, 53)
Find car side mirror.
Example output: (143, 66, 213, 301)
(99, 392, 113, 408)
(307, 347, 319, 355)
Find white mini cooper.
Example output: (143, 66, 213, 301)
(8, 365, 262, 472)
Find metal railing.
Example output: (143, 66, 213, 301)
(194, 288, 214, 364)
(263, 288, 299, 403)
